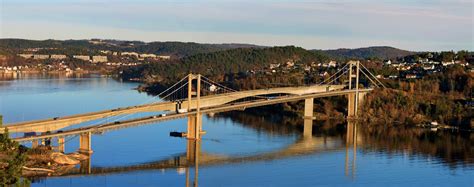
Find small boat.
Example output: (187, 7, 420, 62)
(430, 121, 439, 131)
(170, 131, 186, 137)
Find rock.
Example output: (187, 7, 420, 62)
(50, 152, 80, 165)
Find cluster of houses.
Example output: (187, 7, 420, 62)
(17, 51, 171, 64)
(267, 60, 338, 74)
(0, 62, 83, 73)
(260, 57, 471, 81)
(384, 58, 470, 79)
(100, 50, 171, 61)
(18, 54, 108, 63)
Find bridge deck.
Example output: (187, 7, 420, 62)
(13, 88, 372, 142)
(2, 85, 346, 133)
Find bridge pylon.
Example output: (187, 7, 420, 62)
(186, 74, 203, 140)
(347, 61, 362, 118)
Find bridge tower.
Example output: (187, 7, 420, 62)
(347, 60, 364, 118)
(187, 74, 203, 140)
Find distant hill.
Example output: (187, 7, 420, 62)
(0, 39, 263, 57)
(317, 46, 413, 60)
(120, 46, 330, 84)
(0, 39, 415, 60)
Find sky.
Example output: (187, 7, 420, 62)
(1, 0, 473, 51)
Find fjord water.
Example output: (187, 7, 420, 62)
(0, 73, 472, 186)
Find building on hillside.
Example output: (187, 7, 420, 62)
(328, 60, 337, 67)
(269, 63, 280, 69)
(121, 52, 139, 57)
(92, 56, 108, 63)
(157, 55, 171, 60)
(33, 54, 50, 60)
(405, 74, 418, 79)
(422, 65, 435, 70)
(209, 85, 217, 92)
(50, 54, 67, 60)
(442, 60, 455, 66)
(139, 54, 157, 58)
(286, 61, 295, 67)
(73, 55, 91, 61)
(18, 54, 33, 59)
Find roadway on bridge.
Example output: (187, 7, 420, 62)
(3, 85, 347, 133)
(13, 88, 372, 142)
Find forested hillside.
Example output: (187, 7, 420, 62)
(0, 39, 261, 57)
(120, 46, 330, 84)
(319, 46, 413, 60)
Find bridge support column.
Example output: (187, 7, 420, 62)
(78, 132, 93, 154)
(347, 92, 367, 118)
(347, 93, 356, 117)
(57, 136, 65, 153)
(304, 98, 314, 119)
(187, 114, 202, 140)
(303, 118, 313, 138)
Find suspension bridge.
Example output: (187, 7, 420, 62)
(3, 60, 384, 154)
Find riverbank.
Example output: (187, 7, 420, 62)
(0, 131, 90, 185)
(22, 146, 90, 177)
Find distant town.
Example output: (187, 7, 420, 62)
(0, 39, 472, 82)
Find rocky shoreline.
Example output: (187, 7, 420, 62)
(21, 146, 90, 177)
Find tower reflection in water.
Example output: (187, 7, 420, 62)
(73, 119, 357, 186)
(180, 119, 357, 187)
(185, 140, 200, 187)
(345, 121, 357, 179)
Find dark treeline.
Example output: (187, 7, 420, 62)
(361, 65, 472, 128)
(0, 39, 261, 58)
(315, 46, 413, 61)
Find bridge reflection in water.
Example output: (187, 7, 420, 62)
(45, 119, 359, 187)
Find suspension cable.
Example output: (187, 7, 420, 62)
(316, 63, 350, 85)
(359, 63, 386, 88)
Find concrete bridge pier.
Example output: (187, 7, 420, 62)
(57, 136, 65, 153)
(347, 92, 367, 118)
(304, 98, 314, 119)
(347, 93, 356, 117)
(187, 114, 202, 140)
(78, 132, 93, 154)
(303, 118, 313, 138)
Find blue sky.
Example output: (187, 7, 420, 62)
(1, 0, 472, 51)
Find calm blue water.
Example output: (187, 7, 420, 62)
(0, 73, 472, 186)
